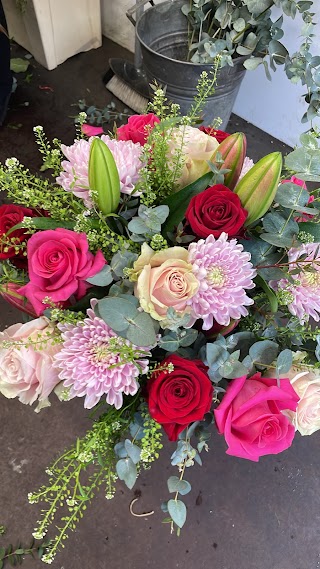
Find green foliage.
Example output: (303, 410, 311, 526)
(1, 158, 83, 222)
(159, 328, 198, 352)
(167, 499, 187, 529)
(285, 136, 320, 181)
(96, 295, 157, 346)
(116, 458, 137, 489)
(10, 58, 29, 73)
(33, 126, 63, 176)
(276, 349, 293, 375)
(181, 0, 320, 125)
(128, 204, 169, 242)
(77, 99, 132, 127)
(28, 402, 143, 563)
(85, 265, 113, 287)
(204, 334, 249, 382)
(167, 476, 192, 496)
(0, 537, 49, 567)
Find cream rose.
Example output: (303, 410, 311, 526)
(167, 125, 219, 190)
(134, 244, 199, 325)
(0, 317, 61, 412)
(285, 368, 320, 436)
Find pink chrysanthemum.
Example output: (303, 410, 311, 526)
(56, 135, 143, 207)
(270, 243, 320, 323)
(53, 303, 150, 409)
(187, 233, 256, 329)
(56, 139, 92, 207)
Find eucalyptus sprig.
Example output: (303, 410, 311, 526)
(182, 0, 320, 126)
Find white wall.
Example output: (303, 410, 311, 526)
(101, 0, 135, 52)
(101, 1, 320, 147)
(234, 7, 320, 147)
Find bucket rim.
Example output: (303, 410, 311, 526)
(135, 0, 249, 69)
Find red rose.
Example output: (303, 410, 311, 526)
(146, 354, 213, 441)
(19, 228, 106, 315)
(185, 184, 248, 239)
(214, 373, 299, 462)
(199, 126, 230, 143)
(117, 113, 160, 145)
(0, 204, 37, 268)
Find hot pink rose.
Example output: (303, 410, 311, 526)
(0, 317, 61, 411)
(214, 372, 299, 462)
(282, 175, 307, 189)
(117, 113, 160, 145)
(19, 228, 106, 315)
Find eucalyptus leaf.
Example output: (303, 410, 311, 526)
(126, 312, 157, 347)
(111, 250, 138, 278)
(86, 265, 113, 286)
(206, 343, 229, 370)
(124, 439, 141, 464)
(116, 458, 137, 490)
(168, 499, 187, 528)
(114, 442, 128, 459)
(167, 476, 192, 496)
(249, 340, 279, 366)
(97, 296, 138, 332)
(276, 349, 293, 375)
(159, 335, 180, 352)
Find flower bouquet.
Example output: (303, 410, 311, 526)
(1, 77, 320, 563)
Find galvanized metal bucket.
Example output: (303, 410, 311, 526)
(129, 0, 247, 128)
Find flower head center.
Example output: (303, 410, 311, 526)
(302, 270, 320, 288)
(91, 343, 112, 363)
(207, 266, 226, 287)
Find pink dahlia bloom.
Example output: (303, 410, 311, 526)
(53, 303, 150, 409)
(187, 233, 256, 329)
(56, 136, 143, 207)
(270, 243, 320, 323)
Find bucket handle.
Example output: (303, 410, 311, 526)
(126, 0, 155, 26)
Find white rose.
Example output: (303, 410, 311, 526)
(167, 125, 219, 190)
(287, 369, 320, 436)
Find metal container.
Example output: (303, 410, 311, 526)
(134, 0, 247, 128)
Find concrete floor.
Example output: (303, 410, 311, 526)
(0, 38, 319, 569)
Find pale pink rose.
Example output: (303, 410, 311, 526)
(134, 243, 199, 326)
(167, 126, 219, 190)
(283, 368, 320, 436)
(0, 317, 61, 411)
